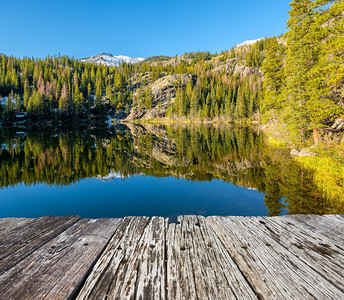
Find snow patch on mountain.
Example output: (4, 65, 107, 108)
(95, 171, 129, 182)
(236, 38, 264, 48)
(80, 53, 144, 67)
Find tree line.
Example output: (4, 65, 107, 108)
(0, 55, 134, 124)
(0, 0, 343, 139)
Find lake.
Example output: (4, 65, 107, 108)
(0, 124, 341, 222)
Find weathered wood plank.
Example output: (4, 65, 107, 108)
(0, 218, 121, 300)
(0, 218, 33, 237)
(322, 214, 344, 227)
(0, 215, 80, 274)
(0, 214, 342, 299)
(246, 216, 344, 291)
(77, 217, 159, 300)
(207, 216, 344, 300)
(166, 216, 257, 300)
(283, 214, 344, 249)
(132, 216, 167, 299)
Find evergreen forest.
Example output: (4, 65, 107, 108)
(0, 0, 342, 145)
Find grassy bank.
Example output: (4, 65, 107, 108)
(264, 121, 344, 204)
(295, 146, 344, 203)
(120, 116, 259, 126)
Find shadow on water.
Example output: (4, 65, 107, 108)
(0, 123, 342, 219)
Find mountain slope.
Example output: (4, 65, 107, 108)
(80, 53, 144, 67)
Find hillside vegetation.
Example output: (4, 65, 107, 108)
(1, 1, 343, 135)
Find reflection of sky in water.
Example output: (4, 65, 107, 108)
(0, 175, 269, 222)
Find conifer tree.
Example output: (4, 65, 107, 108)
(190, 87, 199, 117)
(307, 0, 344, 138)
(261, 37, 285, 113)
(284, 0, 317, 138)
(145, 88, 153, 109)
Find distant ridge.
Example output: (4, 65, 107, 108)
(80, 53, 144, 67)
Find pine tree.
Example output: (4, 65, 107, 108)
(190, 87, 199, 117)
(284, 0, 317, 139)
(261, 37, 285, 113)
(14, 93, 21, 112)
(74, 84, 82, 115)
(145, 88, 153, 109)
(59, 83, 69, 113)
(3, 91, 15, 122)
(235, 87, 247, 119)
(307, 0, 344, 138)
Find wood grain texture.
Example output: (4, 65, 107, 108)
(207, 216, 344, 300)
(254, 215, 344, 290)
(283, 214, 344, 249)
(0, 215, 80, 274)
(0, 218, 121, 300)
(1, 215, 343, 299)
(0, 218, 33, 237)
(76, 216, 156, 300)
(166, 215, 257, 300)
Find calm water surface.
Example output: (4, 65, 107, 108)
(0, 124, 340, 221)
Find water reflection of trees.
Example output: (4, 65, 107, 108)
(0, 125, 341, 216)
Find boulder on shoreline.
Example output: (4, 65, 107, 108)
(290, 149, 300, 157)
(331, 118, 344, 131)
(290, 148, 316, 158)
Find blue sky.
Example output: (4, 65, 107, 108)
(1, 0, 291, 59)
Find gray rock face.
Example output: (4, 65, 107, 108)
(298, 149, 316, 157)
(125, 109, 146, 120)
(290, 149, 300, 157)
(212, 59, 263, 77)
(126, 74, 196, 121)
(150, 74, 196, 100)
(142, 105, 167, 120)
(331, 118, 344, 131)
(233, 64, 263, 77)
(290, 149, 316, 158)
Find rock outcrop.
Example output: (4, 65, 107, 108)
(212, 58, 263, 77)
(331, 118, 344, 131)
(290, 149, 316, 157)
(125, 74, 196, 121)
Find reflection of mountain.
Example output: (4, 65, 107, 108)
(95, 171, 128, 182)
(0, 124, 265, 188)
(0, 124, 337, 216)
(125, 123, 265, 191)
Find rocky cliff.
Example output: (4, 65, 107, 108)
(125, 74, 196, 121)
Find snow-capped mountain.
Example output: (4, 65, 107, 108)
(236, 38, 264, 48)
(80, 53, 144, 67)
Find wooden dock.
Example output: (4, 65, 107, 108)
(0, 215, 343, 299)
